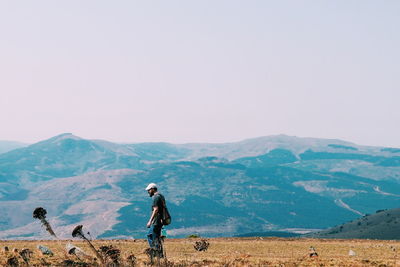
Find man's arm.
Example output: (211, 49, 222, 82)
(147, 206, 159, 228)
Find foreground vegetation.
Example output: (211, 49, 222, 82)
(0, 237, 399, 266)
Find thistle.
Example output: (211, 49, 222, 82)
(32, 207, 57, 238)
(72, 225, 84, 239)
(71, 225, 104, 264)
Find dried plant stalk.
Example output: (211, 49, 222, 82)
(19, 248, 33, 264)
(99, 245, 121, 265)
(32, 207, 57, 238)
(72, 225, 105, 264)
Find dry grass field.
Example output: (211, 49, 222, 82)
(0, 237, 399, 266)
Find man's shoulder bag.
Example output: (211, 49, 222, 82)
(161, 195, 171, 226)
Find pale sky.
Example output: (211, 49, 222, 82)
(0, 1, 399, 147)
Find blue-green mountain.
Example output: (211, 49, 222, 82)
(304, 208, 400, 240)
(0, 133, 399, 239)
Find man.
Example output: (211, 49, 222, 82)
(146, 183, 166, 256)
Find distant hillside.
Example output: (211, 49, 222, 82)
(0, 141, 27, 154)
(0, 133, 400, 239)
(305, 208, 400, 240)
(177, 135, 366, 160)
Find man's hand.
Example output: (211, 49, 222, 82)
(147, 206, 158, 228)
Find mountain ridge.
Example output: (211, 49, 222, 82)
(0, 133, 399, 239)
(305, 207, 400, 240)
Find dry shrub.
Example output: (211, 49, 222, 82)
(19, 248, 33, 263)
(126, 254, 136, 266)
(194, 239, 210, 251)
(99, 245, 121, 265)
(6, 256, 19, 267)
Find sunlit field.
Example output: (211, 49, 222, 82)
(0, 237, 399, 266)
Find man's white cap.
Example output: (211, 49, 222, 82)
(145, 183, 157, 191)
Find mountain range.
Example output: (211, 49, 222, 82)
(0, 133, 399, 239)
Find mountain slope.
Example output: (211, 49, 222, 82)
(305, 208, 400, 240)
(0, 133, 142, 184)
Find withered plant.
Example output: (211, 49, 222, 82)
(32, 207, 57, 238)
(194, 239, 210, 252)
(6, 256, 19, 267)
(126, 254, 136, 266)
(99, 245, 121, 266)
(72, 225, 105, 264)
(19, 248, 33, 264)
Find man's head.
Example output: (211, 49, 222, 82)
(145, 183, 157, 197)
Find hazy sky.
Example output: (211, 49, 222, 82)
(0, 1, 399, 147)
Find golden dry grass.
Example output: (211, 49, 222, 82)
(0, 237, 399, 266)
